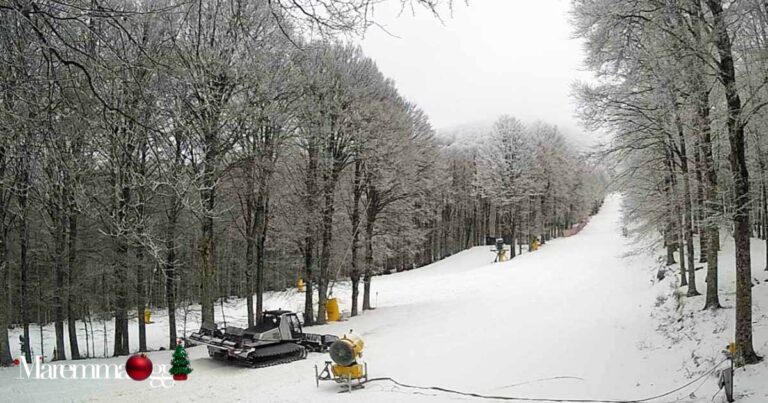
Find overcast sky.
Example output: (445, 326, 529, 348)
(359, 0, 594, 142)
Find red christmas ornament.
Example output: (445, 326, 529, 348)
(125, 353, 153, 381)
(13, 358, 20, 366)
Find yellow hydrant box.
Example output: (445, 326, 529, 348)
(326, 298, 340, 322)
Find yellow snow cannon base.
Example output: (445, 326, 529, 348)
(332, 363, 365, 379)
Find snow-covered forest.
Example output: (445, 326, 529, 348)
(0, 0, 605, 366)
(572, 0, 768, 367)
(3, 0, 768, 402)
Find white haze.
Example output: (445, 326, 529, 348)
(359, 0, 597, 145)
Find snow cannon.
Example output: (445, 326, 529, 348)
(491, 237, 508, 262)
(329, 332, 364, 367)
(495, 237, 504, 252)
(315, 330, 368, 392)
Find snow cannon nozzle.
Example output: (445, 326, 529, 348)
(329, 340, 356, 366)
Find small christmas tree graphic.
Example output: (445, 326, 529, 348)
(170, 344, 192, 381)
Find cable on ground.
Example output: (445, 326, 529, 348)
(362, 356, 729, 403)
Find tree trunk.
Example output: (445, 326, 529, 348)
(698, 77, 722, 309)
(687, 0, 721, 309)
(245, 232, 255, 327)
(350, 160, 362, 316)
(677, 209, 687, 287)
(363, 211, 375, 311)
(540, 193, 548, 244)
(136, 245, 147, 352)
(243, 164, 256, 327)
(136, 270, 146, 352)
(529, 195, 536, 248)
(199, 218, 216, 326)
(363, 180, 384, 311)
(19, 155, 32, 363)
(164, 139, 183, 349)
(683, 167, 698, 296)
(0, 143, 10, 366)
(759, 157, 768, 272)
(316, 175, 338, 325)
(255, 191, 268, 324)
(705, 0, 761, 366)
(67, 200, 81, 359)
(165, 217, 178, 349)
(673, 111, 700, 296)
(665, 146, 686, 285)
(54, 208, 67, 360)
(113, 245, 129, 356)
(136, 142, 148, 353)
(764, 181, 768, 271)
(665, 225, 676, 266)
(694, 137, 707, 263)
(303, 234, 315, 325)
(199, 130, 218, 326)
(113, 181, 130, 357)
(303, 140, 318, 326)
(0, 243, 10, 366)
(510, 211, 517, 258)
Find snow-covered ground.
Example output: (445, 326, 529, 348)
(2, 194, 767, 402)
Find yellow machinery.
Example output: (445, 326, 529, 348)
(491, 238, 509, 263)
(297, 278, 305, 293)
(497, 249, 508, 262)
(531, 238, 540, 251)
(315, 331, 368, 392)
(326, 298, 340, 322)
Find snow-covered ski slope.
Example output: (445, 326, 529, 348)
(2, 194, 766, 402)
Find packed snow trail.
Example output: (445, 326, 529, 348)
(0, 195, 737, 402)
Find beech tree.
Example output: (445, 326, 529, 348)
(573, 0, 766, 366)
